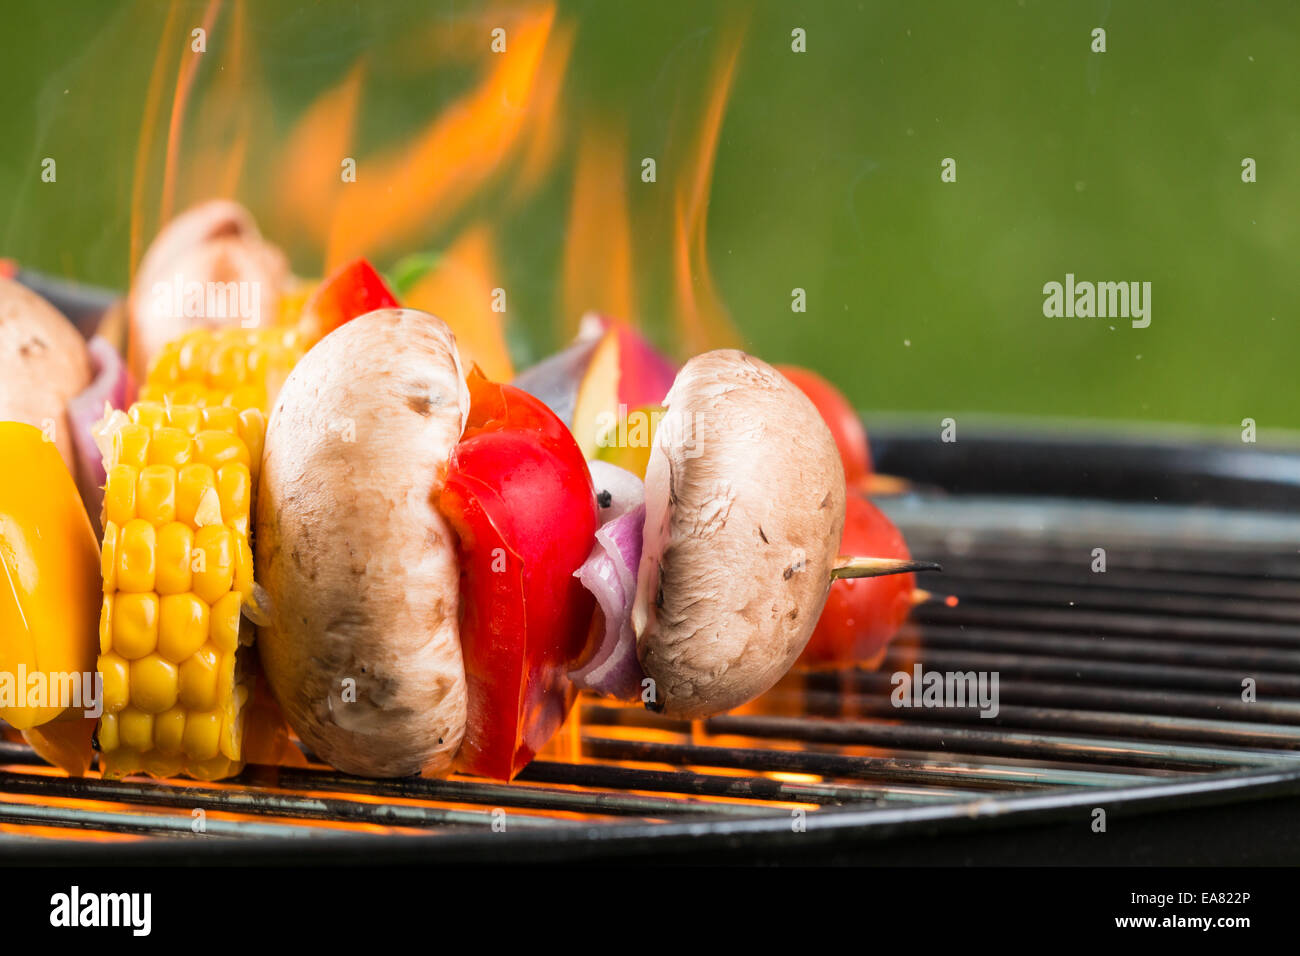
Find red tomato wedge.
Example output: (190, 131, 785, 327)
(462, 367, 574, 445)
(438, 374, 598, 780)
(777, 365, 873, 486)
(802, 493, 914, 667)
(304, 258, 400, 338)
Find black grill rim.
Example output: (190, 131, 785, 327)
(4, 764, 1300, 865)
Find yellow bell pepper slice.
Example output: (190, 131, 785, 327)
(0, 421, 100, 731)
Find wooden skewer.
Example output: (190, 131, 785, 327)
(829, 556, 942, 580)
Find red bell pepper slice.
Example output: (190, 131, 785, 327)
(305, 258, 400, 337)
(438, 374, 598, 780)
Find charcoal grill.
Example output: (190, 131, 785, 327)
(4, 413, 1300, 865)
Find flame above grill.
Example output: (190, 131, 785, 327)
(126, 0, 756, 360)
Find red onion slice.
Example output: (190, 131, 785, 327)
(571, 460, 648, 701)
(67, 336, 129, 522)
(570, 503, 646, 701)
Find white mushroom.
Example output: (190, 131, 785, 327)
(633, 350, 847, 718)
(255, 309, 469, 777)
(128, 199, 288, 381)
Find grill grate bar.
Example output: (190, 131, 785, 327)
(909, 625, 1300, 675)
(915, 602, 1300, 649)
(932, 557, 1300, 603)
(812, 668, 1300, 725)
(922, 579, 1300, 626)
(256, 765, 787, 818)
(578, 736, 1165, 789)
(0, 797, 331, 840)
(0, 744, 810, 821)
(770, 693, 1300, 751)
(872, 644, 1300, 697)
(515, 760, 982, 804)
(0, 768, 588, 830)
(899, 533, 1300, 581)
(704, 715, 1300, 772)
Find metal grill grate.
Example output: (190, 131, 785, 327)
(4, 430, 1300, 863)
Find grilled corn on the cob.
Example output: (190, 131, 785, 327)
(96, 401, 264, 780)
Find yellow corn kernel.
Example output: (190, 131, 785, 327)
(137, 465, 177, 525)
(129, 401, 166, 431)
(226, 384, 265, 411)
(209, 344, 248, 391)
(170, 383, 206, 406)
(99, 653, 129, 714)
(155, 708, 185, 756)
(142, 754, 183, 779)
(245, 345, 267, 378)
(98, 713, 119, 752)
(177, 335, 212, 377)
(165, 403, 202, 436)
(209, 592, 242, 653)
(98, 596, 113, 654)
(216, 650, 236, 714)
(200, 405, 240, 433)
(119, 708, 154, 751)
(220, 683, 249, 761)
(148, 427, 191, 469)
(158, 593, 209, 663)
(176, 463, 217, 527)
(178, 645, 220, 711)
(104, 465, 138, 525)
(100, 521, 119, 593)
(238, 408, 265, 475)
(149, 349, 181, 385)
(217, 464, 251, 534)
(155, 522, 194, 595)
(191, 525, 235, 605)
(232, 534, 254, 598)
(130, 654, 180, 714)
(194, 429, 249, 472)
(112, 592, 159, 659)
(113, 423, 150, 469)
(115, 519, 157, 593)
(183, 711, 221, 761)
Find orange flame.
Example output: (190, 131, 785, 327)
(129, 3, 184, 272)
(271, 60, 367, 242)
(671, 27, 745, 354)
(509, 19, 574, 201)
(323, 5, 565, 268)
(159, 0, 223, 225)
(177, 0, 261, 205)
(130, 0, 264, 272)
(560, 120, 638, 332)
(402, 225, 515, 380)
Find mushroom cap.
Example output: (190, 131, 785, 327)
(633, 350, 846, 718)
(0, 277, 91, 472)
(128, 199, 288, 381)
(255, 309, 469, 777)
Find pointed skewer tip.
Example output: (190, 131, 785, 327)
(829, 556, 942, 580)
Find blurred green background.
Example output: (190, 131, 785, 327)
(0, 1, 1296, 431)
